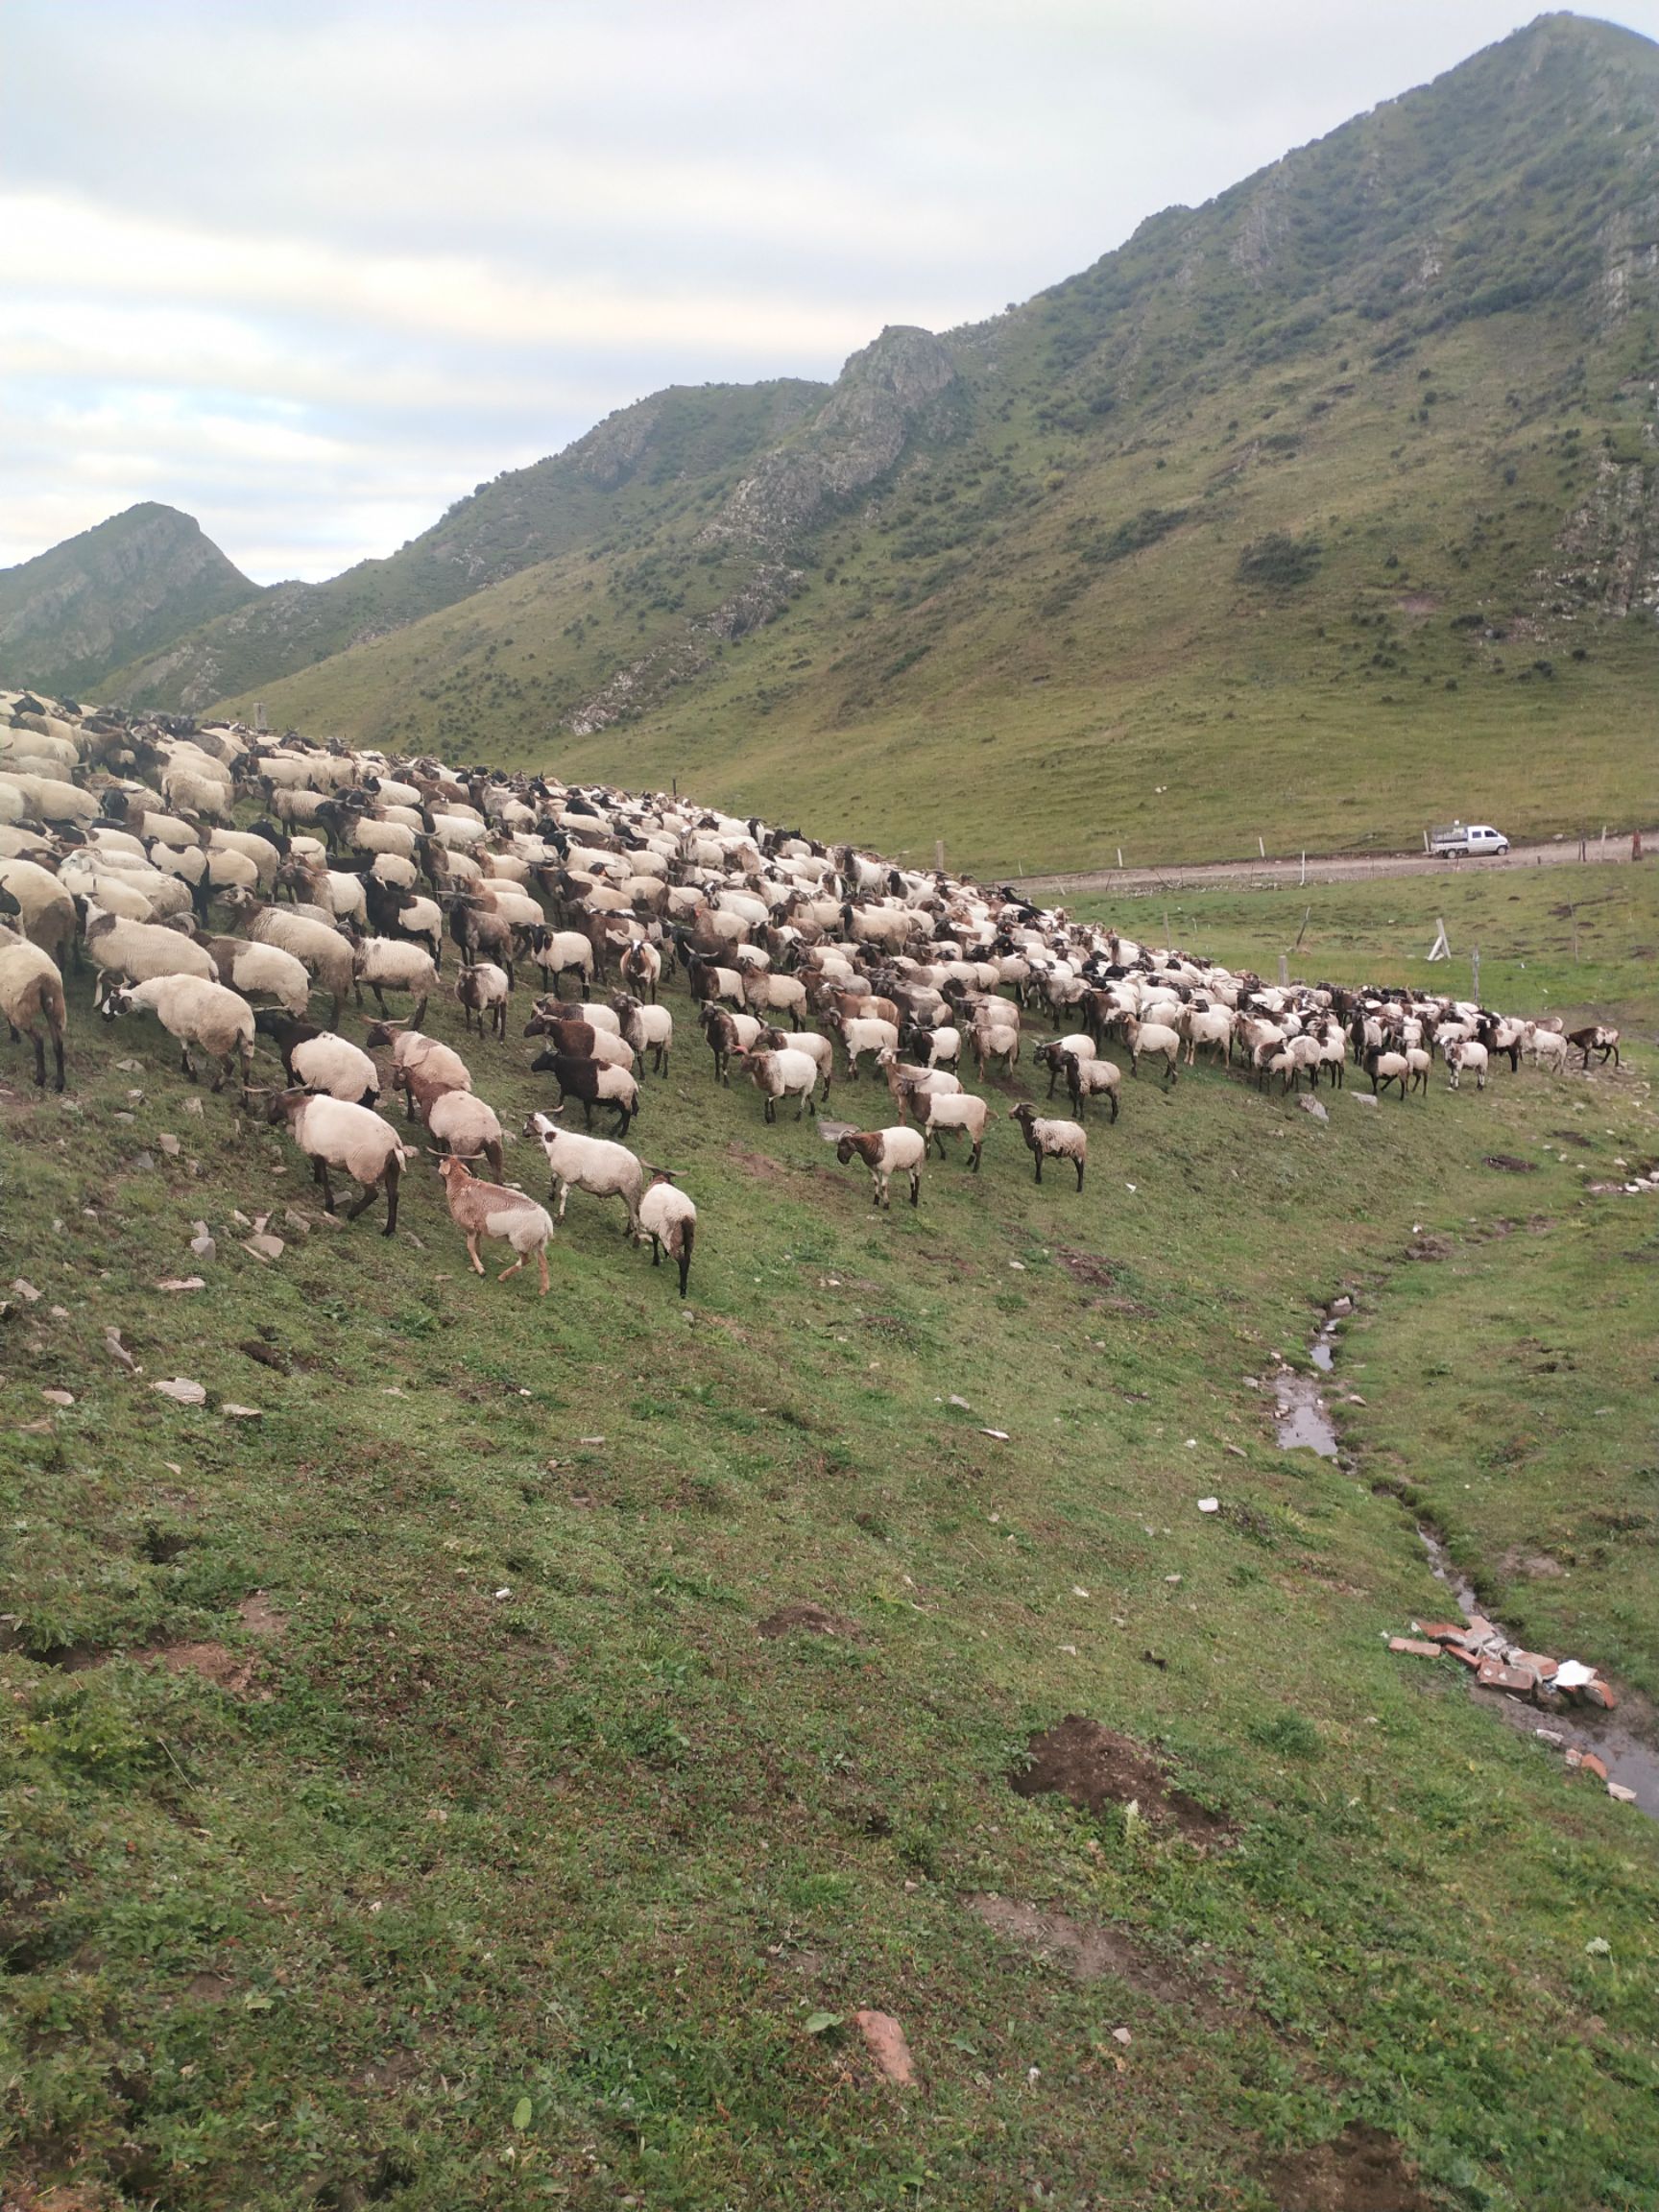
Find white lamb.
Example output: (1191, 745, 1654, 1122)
(921, 1090, 988, 1170)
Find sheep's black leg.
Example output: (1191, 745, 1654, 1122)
(908, 1172, 919, 1207)
(1075, 1159, 1085, 1191)
(31, 1032, 46, 1088)
(315, 1158, 337, 1213)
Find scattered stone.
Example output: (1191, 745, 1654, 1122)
(1225, 1443, 1247, 1458)
(184, 1097, 204, 1118)
(114, 1058, 143, 1072)
(105, 1328, 139, 1372)
(1352, 1092, 1378, 1108)
(242, 1234, 285, 1262)
(1388, 1636, 1444, 1659)
(978, 1427, 1011, 1441)
(131, 1151, 155, 1171)
(40, 1388, 75, 1407)
(1298, 1094, 1329, 1123)
(1608, 1782, 1638, 1804)
(948, 1394, 972, 1409)
(1111, 2026, 1133, 2046)
(222, 1404, 263, 1419)
(1533, 1727, 1566, 1747)
(853, 2008, 916, 2087)
(157, 1133, 181, 1156)
(153, 1377, 207, 1406)
(1330, 1295, 1354, 1317)
(12, 1279, 39, 1303)
(281, 1208, 312, 1237)
(1197, 1497, 1219, 1513)
(230, 1210, 252, 1229)
(156, 1277, 205, 1292)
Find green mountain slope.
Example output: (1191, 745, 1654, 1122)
(103, 379, 827, 714)
(0, 503, 258, 699)
(223, 13, 1659, 870)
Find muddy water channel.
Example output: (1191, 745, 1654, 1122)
(1277, 1303, 1659, 1821)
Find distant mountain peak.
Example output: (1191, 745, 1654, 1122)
(0, 505, 257, 699)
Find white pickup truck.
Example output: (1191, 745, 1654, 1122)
(1429, 822, 1510, 857)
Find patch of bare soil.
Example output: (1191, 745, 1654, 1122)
(967, 1895, 1210, 2003)
(1483, 1154, 1537, 1174)
(1405, 1235, 1454, 1261)
(1261, 2123, 1433, 2212)
(726, 1142, 791, 1182)
(1498, 1548, 1567, 1579)
(180, 1972, 233, 2002)
(237, 1591, 287, 1638)
(1010, 1718, 1234, 1846)
(757, 1601, 855, 1640)
(1057, 1247, 1123, 1288)
(135, 1643, 256, 1695)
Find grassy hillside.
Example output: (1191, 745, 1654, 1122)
(4, 857, 1657, 2210)
(205, 12, 1659, 871)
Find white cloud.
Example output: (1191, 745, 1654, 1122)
(4, 0, 1659, 580)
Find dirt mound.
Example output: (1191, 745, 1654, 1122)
(1483, 1154, 1537, 1173)
(1057, 1247, 1123, 1288)
(237, 1591, 288, 1638)
(757, 1601, 854, 1640)
(967, 1894, 1216, 2005)
(1405, 1235, 1453, 1261)
(727, 1142, 790, 1182)
(1262, 2123, 1432, 2212)
(1010, 1718, 1233, 1845)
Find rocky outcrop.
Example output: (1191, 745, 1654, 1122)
(703, 326, 958, 552)
(1551, 455, 1659, 617)
(568, 563, 803, 736)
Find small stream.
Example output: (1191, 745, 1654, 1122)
(1275, 1301, 1659, 1821)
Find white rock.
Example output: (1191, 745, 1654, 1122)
(153, 1377, 207, 1406)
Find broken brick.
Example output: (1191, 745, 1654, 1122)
(1413, 1623, 1470, 1644)
(1579, 1753, 1609, 1783)
(1388, 1637, 1444, 1659)
(1581, 1679, 1618, 1712)
(1477, 1660, 1539, 1694)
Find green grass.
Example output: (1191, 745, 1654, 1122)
(4, 870, 1659, 2207)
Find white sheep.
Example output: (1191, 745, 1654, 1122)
(1122, 1015, 1181, 1083)
(351, 935, 437, 1022)
(740, 1045, 820, 1121)
(220, 891, 354, 1024)
(260, 1090, 413, 1234)
(0, 924, 67, 1088)
(103, 974, 254, 1090)
(613, 994, 674, 1075)
(290, 1032, 380, 1104)
(921, 1089, 988, 1170)
(834, 1124, 926, 1209)
(420, 1083, 506, 1177)
(1524, 1022, 1571, 1073)
(970, 1019, 1020, 1079)
(524, 1107, 645, 1236)
(1063, 1051, 1120, 1120)
(366, 1025, 473, 1097)
(205, 937, 312, 1018)
(0, 859, 75, 965)
(82, 906, 216, 999)
(456, 960, 512, 1040)
(832, 1012, 901, 1079)
(1008, 1103, 1087, 1190)
(637, 1173, 698, 1298)
(1446, 1039, 1488, 1092)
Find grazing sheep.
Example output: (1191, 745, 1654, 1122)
(253, 1012, 379, 1104)
(1445, 1039, 1488, 1092)
(257, 1088, 412, 1233)
(1007, 1103, 1087, 1190)
(1567, 1023, 1621, 1070)
(699, 1001, 764, 1083)
(1121, 1014, 1180, 1083)
(220, 889, 353, 1025)
(0, 924, 67, 1088)
(1524, 1022, 1571, 1073)
(204, 935, 312, 1018)
(412, 1070, 505, 1177)
(0, 859, 75, 966)
(619, 938, 661, 1002)
(435, 1156, 552, 1294)
(456, 960, 511, 1041)
(82, 905, 216, 999)
(103, 974, 254, 1090)
(1034, 1033, 1095, 1097)
(970, 1019, 1020, 1080)
(1063, 1049, 1120, 1121)
(351, 935, 436, 1022)
(834, 1125, 926, 1209)
(739, 1045, 820, 1122)
(742, 968, 808, 1027)
(830, 1011, 901, 1080)
(921, 1089, 988, 1170)
(637, 1170, 696, 1295)
(529, 1049, 639, 1135)
(523, 1107, 645, 1235)
(612, 992, 673, 1075)
(366, 1024, 473, 1101)
(1362, 1046, 1412, 1100)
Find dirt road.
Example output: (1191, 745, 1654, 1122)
(1014, 830, 1656, 902)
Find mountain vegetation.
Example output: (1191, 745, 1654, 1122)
(18, 13, 1659, 869)
(0, 505, 257, 700)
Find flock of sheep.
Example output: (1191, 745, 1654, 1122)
(0, 688, 1619, 1299)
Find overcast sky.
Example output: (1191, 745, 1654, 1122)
(6, 2, 1657, 583)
